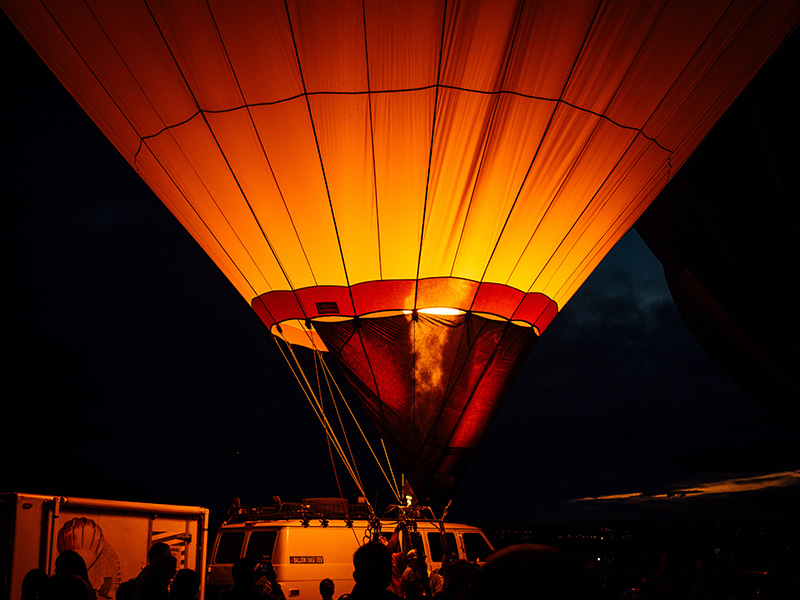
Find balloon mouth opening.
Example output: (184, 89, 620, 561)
(271, 310, 541, 350)
(402, 307, 466, 316)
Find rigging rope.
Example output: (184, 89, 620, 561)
(317, 350, 365, 492)
(382, 439, 400, 498)
(317, 353, 403, 502)
(273, 337, 369, 502)
(273, 335, 403, 509)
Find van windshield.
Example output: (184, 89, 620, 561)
(215, 531, 245, 563)
(463, 533, 492, 562)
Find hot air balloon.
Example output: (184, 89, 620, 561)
(4, 0, 798, 503)
(637, 28, 800, 427)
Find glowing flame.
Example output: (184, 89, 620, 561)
(403, 307, 467, 316)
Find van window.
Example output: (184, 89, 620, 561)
(245, 530, 277, 561)
(463, 533, 492, 562)
(426, 532, 457, 562)
(215, 531, 245, 563)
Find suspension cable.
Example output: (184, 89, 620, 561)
(382, 439, 400, 499)
(273, 337, 371, 505)
(285, 342, 367, 497)
(273, 334, 405, 510)
(317, 353, 403, 502)
(316, 351, 366, 495)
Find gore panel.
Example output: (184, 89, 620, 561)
(314, 312, 537, 501)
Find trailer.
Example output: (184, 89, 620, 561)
(0, 493, 209, 600)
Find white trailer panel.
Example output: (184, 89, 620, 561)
(1, 493, 209, 600)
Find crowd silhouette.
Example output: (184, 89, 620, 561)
(21, 544, 200, 600)
(217, 556, 285, 600)
(21, 522, 800, 600)
(23, 538, 601, 600)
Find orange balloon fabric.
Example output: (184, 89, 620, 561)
(5, 0, 797, 342)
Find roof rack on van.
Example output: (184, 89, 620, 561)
(225, 497, 373, 524)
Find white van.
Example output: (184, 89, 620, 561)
(206, 499, 493, 599)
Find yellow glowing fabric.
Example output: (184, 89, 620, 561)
(4, 0, 798, 340)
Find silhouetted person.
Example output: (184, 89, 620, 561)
(135, 553, 177, 600)
(54, 550, 97, 600)
(47, 574, 95, 600)
(119, 543, 173, 600)
(150, 544, 172, 561)
(55, 550, 92, 583)
(382, 524, 411, 596)
(400, 549, 439, 599)
(437, 560, 477, 600)
(652, 552, 672, 598)
(21, 568, 49, 600)
(348, 542, 400, 600)
(464, 544, 595, 600)
(691, 557, 711, 600)
(319, 578, 335, 600)
(217, 557, 285, 600)
(170, 569, 201, 600)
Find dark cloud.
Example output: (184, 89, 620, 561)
(448, 229, 798, 522)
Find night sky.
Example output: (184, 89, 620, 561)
(6, 11, 799, 527)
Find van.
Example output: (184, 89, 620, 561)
(206, 498, 493, 599)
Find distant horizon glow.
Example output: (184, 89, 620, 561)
(571, 470, 800, 503)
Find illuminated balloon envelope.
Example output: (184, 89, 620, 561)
(4, 0, 798, 500)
